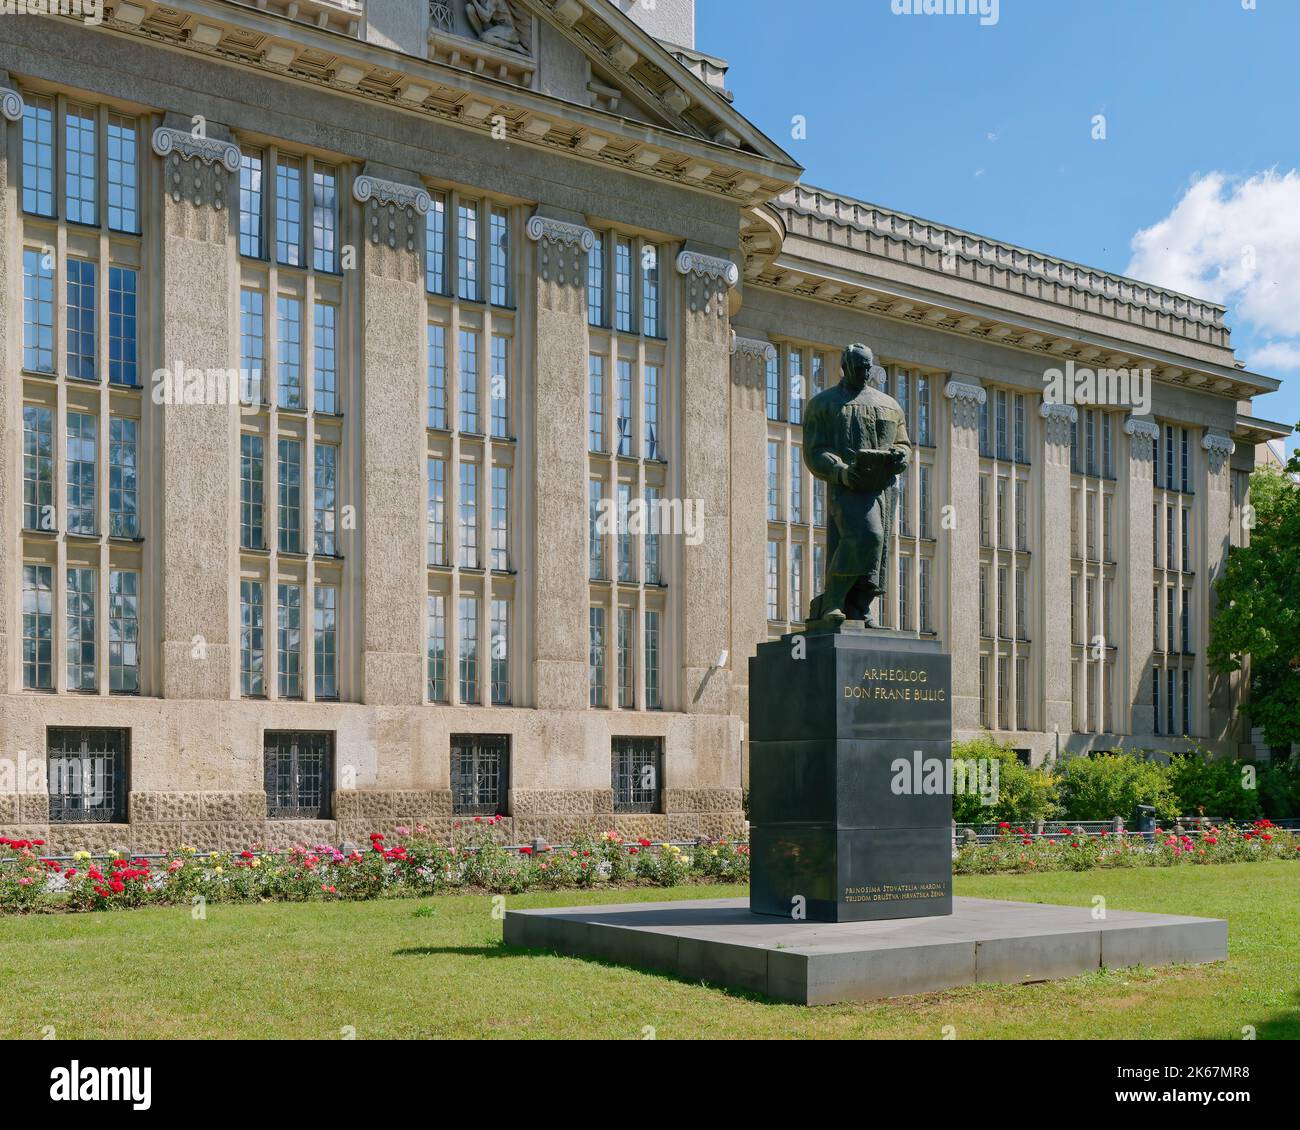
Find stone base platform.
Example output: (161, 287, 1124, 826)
(502, 896, 1227, 1005)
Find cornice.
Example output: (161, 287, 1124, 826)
(777, 183, 1227, 335)
(78, 0, 796, 209)
(749, 258, 1271, 403)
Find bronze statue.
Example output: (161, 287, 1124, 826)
(802, 343, 911, 628)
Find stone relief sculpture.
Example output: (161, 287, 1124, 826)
(465, 0, 531, 55)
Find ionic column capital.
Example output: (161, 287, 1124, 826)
(944, 379, 986, 430)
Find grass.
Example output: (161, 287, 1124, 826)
(0, 863, 1296, 1039)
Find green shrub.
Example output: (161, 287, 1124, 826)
(1057, 752, 1179, 823)
(950, 735, 1059, 824)
(1165, 750, 1263, 821)
(1259, 758, 1300, 820)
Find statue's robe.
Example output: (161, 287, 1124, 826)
(802, 380, 911, 602)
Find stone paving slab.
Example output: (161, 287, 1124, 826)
(502, 896, 1227, 1004)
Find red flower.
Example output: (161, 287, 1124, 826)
(519, 846, 533, 855)
(240, 850, 254, 860)
(638, 838, 651, 847)
(998, 822, 1010, 829)
(370, 832, 385, 841)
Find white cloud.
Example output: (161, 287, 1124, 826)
(1245, 341, 1300, 373)
(1126, 170, 1300, 339)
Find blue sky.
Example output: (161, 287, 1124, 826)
(696, 0, 1299, 455)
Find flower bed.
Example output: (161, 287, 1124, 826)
(954, 819, 1300, 875)
(0, 821, 750, 914)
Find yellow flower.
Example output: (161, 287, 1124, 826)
(209, 851, 220, 860)
(182, 844, 196, 855)
(73, 850, 91, 861)
(214, 865, 223, 874)
(250, 858, 261, 869)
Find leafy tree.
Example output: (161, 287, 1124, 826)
(1208, 441, 1300, 748)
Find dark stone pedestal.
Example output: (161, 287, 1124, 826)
(748, 627, 953, 923)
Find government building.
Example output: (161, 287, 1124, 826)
(0, 0, 1289, 853)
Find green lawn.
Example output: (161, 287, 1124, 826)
(1, 863, 1296, 1039)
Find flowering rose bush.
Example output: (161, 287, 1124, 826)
(954, 820, 1300, 874)
(0, 826, 751, 913)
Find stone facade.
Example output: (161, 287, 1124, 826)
(0, 2, 1287, 853)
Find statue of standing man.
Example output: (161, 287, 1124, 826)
(802, 343, 911, 628)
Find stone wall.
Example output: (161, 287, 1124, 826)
(0, 786, 745, 855)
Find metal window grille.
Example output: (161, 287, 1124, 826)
(48, 727, 128, 824)
(264, 731, 332, 819)
(451, 733, 509, 816)
(613, 737, 662, 813)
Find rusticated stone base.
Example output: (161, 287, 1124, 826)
(0, 785, 747, 854)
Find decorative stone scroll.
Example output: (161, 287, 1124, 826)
(1038, 401, 1078, 446)
(676, 250, 739, 317)
(1123, 415, 1160, 460)
(1202, 431, 1236, 474)
(0, 86, 23, 122)
(525, 215, 594, 286)
(151, 127, 241, 209)
(352, 174, 431, 250)
(943, 380, 986, 430)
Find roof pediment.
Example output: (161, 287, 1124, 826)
(521, 0, 795, 166)
(81, 0, 800, 205)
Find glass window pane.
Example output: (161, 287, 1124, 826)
(106, 113, 138, 232)
(109, 570, 139, 692)
(275, 156, 302, 266)
(66, 410, 97, 535)
(65, 105, 97, 225)
(66, 258, 97, 381)
(276, 296, 303, 409)
(22, 95, 55, 216)
(66, 567, 97, 691)
(240, 150, 264, 258)
(108, 266, 138, 387)
(313, 302, 337, 413)
(311, 164, 337, 272)
(109, 416, 139, 539)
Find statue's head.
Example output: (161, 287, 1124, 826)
(841, 342, 874, 389)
